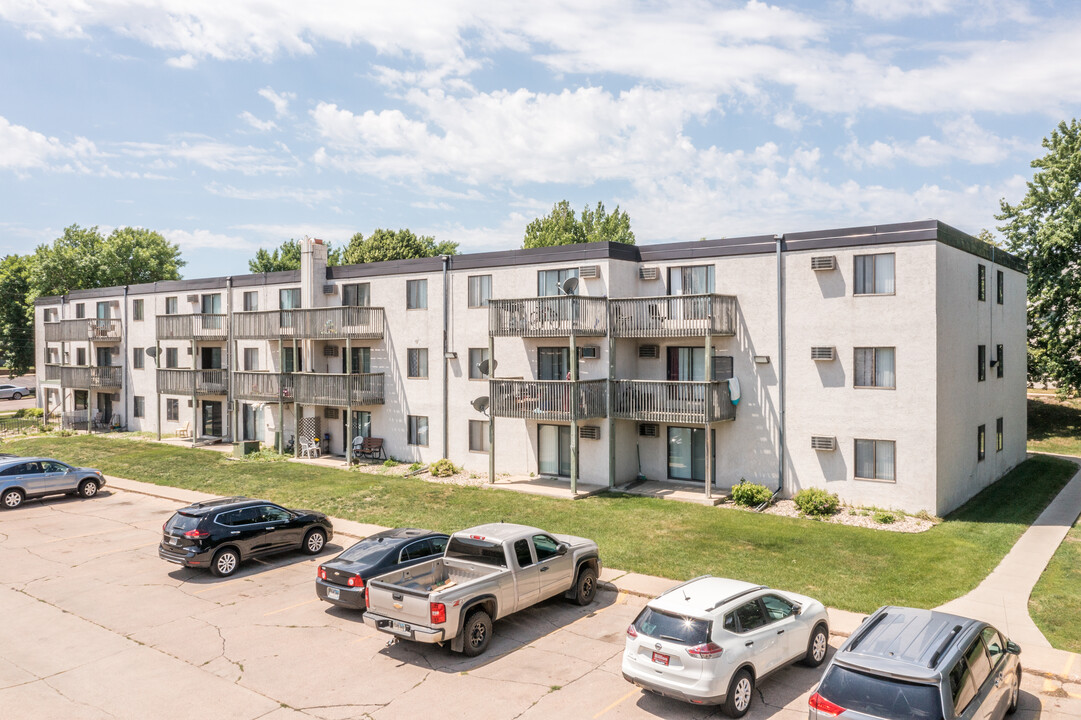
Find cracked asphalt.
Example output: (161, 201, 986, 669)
(3, 489, 1081, 719)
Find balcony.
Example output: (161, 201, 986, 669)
(489, 297, 607, 337)
(43, 318, 122, 342)
(610, 380, 736, 424)
(490, 379, 607, 421)
(293, 373, 385, 407)
(233, 372, 295, 403)
(59, 365, 123, 390)
(44, 364, 61, 382)
(156, 314, 228, 341)
(157, 368, 228, 396)
(232, 307, 385, 340)
(609, 294, 737, 338)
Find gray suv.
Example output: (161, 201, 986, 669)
(809, 606, 1021, 719)
(0, 456, 106, 509)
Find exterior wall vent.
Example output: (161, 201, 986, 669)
(638, 423, 659, 437)
(639, 344, 660, 359)
(323, 407, 340, 420)
(811, 346, 836, 361)
(578, 265, 599, 279)
(579, 345, 599, 359)
(323, 345, 339, 357)
(186, 294, 199, 303)
(811, 435, 836, 451)
(639, 267, 659, 281)
(111, 393, 120, 402)
(811, 256, 836, 271)
(322, 284, 337, 295)
(579, 425, 600, 440)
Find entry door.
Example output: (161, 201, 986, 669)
(241, 404, 262, 442)
(666, 347, 706, 381)
(345, 411, 371, 452)
(350, 347, 371, 374)
(202, 401, 223, 437)
(98, 394, 113, 424)
(667, 427, 715, 483)
(96, 347, 112, 367)
(538, 424, 571, 477)
(201, 346, 222, 369)
(282, 347, 303, 374)
(538, 348, 569, 380)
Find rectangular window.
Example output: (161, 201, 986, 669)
(855, 439, 896, 482)
(133, 348, 144, 369)
(996, 344, 1003, 378)
(343, 282, 371, 307)
(469, 348, 490, 379)
(244, 348, 259, 371)
(96, 301, 110, 319)
(537, 268, 579, 297)
(978, 425, 986, 461)
(75, 303, 85, 319)
(132, 298, 144, 321)
(408, 416, 429, 446)
(349, 347, 371, 374)
(76, 347, 86, 366)
(978, 345, 986, 382)
(538, 347, 569, 380)
(279, 288, 300, 310)
(668, 265, 715, 295)
(853, 253, 896, 295)
(166, 398, 179, 422)
(243, 291, 258, 312)
(978, 264, 986, 301)
(133, 396, 144, 418)
(165, 347, 179, 368)
(74, 390, 88, 410)
(165, 297, 178, 315)
(199, 293, 220, 315)
(468, 275, 492, 307)
(406, 279, 427, 309)
(997, 270, 1004, 304)
(854, 347, 896, 388)
(469, 420, 490, 453)
(408, 348, 428, 378)
(996, 417, 1004, 452)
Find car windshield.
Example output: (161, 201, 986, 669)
(445, 536, 507, 567)
(164, 513, 201, 534)
(337, 537, 398, 564)
(818, 665, 944, 720)
(633, 607, 711, 646)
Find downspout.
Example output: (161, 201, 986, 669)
(776, 235, 786, 494)
(226, 276, 234, 444)
(441, 255, 450, 460)
(123, 286, 129, 428)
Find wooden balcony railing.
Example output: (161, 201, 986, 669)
(489, 297, 608, 337)
(292, 373, 385, 406)
(45, 364, 62, 382)
(232, 307, 385, 340)
(58, 365, 123, 389)
(233, 372, 295, 403)
(609, 294, 737, 338)
(43, 318, 122, 342)
(156, 314, 228, 340)
(157, 368, 228, 396)
(490, 379, 607, 420)
(610, 380, 736, 423)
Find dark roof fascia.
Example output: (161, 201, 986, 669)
(935, 221, 1026, 274)
(639, 235, 778, 262)
(34, 270, 302, 305)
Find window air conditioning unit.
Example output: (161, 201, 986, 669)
(639, 344, 660, 359)
(579, 345, 599, 359)
(579, 425, 600, 440)
(323, 284, 337, 295)
(186, 347, 193, 355)
(109, 300, 120, 308)
(811, 346, 836, 361)
(578, 265, 600, 279)
(111, 346, 120, 355)
(639, 267, 659, 280)
(324, 407, 340, 420)
(111, 393, 120, 401)
(638, 422, 659, 438)
(186, 294, 199, 303)
(811, 256, 836, 271)
(187, 400, 193, 407)
(811, 436, 836, 451)
(323, 345, 339, 357)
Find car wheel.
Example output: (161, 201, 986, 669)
(11, 392, 21, 401)
(1006, 668, 1021, 715)
(801, 623, 829, 667)
(572, 566, 598, 606)
(210, 548, 240, 577)
(462, 610, 493, 657)
(78, 479, 99, 499)
(723, 669, 754, 718)
(303, 528, 327, 555)
(2, 488, 24, 510)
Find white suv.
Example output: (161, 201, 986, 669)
(622, 576, 830, 717)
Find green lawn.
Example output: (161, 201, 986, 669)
(3, 435, 1076, 615)
(1029, 519, 1081, 653)
(1028, 395, 1081, 456)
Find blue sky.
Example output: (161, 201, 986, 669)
(1, 0, 1079, 279)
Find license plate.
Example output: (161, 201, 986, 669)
(169, 537, 179, 546)
(327, 587, 340, 601)
(393, 620, 409, 631)
(651, 651, 670, 666)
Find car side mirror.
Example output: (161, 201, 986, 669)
(1006, 641, 1021, 655)
(556, 543, 568, 556)
(793, 604, 802, 615)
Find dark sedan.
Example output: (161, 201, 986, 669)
(316, 528, 449, 610)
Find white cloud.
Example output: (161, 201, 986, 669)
(839, 115, 1029, 169)
(851, 0, 959, 19)
(258, 86, 295, 116)
(238, 111, 277, 132)
(166, 53, 196, 69)
(205, 182, 339, 206)
(118, 137, 300, 175)
(0, 115, 100, 174)
(162, 228, 255, 251)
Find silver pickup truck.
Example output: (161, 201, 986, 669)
(363, 522, 601, 656)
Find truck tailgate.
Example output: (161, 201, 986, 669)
(366, 581, 432, 627)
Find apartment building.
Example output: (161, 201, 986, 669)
(33, 219, 1027, 515)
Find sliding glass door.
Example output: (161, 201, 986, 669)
(538, 424, 571, 477)
(667, 426, 715, 483)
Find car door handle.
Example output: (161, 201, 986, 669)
(266, 527, 275, 530)
(230, 531, 240, 535)
(994, 673, 1004, 688)
(540, 566, 549, 572)
(745, 641, 754, 647)
(777, 629, 785, 634)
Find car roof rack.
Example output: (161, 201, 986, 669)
(929, 624, 964, 668)
(188, 496, 252, 509)
(657, 575, 713, 598)
(705, 585, 768, 612)
(847, 610, 889, 652)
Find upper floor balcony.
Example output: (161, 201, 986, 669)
(292, 372, 385, 407)
(157, 368, 228, 396)
(44, 363, 61, 382)
(610, 379, 736, 424)
(59, 365, 123, 390)
(489, 379, 607, 421)
(156, 314, 227, 341)
(233, 372, 295, 403)
(232, 307, 385, 341)
(43, 318, 122, 343)
(609, 294, 737, 338)
(489, 297, 608, 338)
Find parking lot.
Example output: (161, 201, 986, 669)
(2, 488, 1078, 720)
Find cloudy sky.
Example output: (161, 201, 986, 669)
(1, 0, 1079, 278)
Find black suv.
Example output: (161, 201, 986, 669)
(159, 496, 333, 577)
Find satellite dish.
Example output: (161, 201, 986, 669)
(560, 276, 579, 295)
(145, 347, 158, 358)
(477, 358, 497, 376)
(471, 396, 490, 415)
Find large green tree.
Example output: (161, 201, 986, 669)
(341, 229, 457, 265)
(998, 118, 1081, 392)
(0, 255, 34, 376)
(248, 238, 344, 272)
(522, 201, 635, 248)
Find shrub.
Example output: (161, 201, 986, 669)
(383, 458, 399, 468)
(408, 462, 423, 472)
(244, 448, 289, 463)
(873, 511, 897, 524)
(431, 458, 458, 477)
(13, 408, 44, 419)
(793, 488, 840, 517)
(731, 480, 772, 507)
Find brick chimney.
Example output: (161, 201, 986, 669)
(301, 237, 328, 308)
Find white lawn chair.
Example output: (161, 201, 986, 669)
(299, 437, 321, 459)
(176, 421, 191, 438)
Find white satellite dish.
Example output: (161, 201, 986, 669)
(560, 276, 579, 295)
(471, 396, 490, 415)
(478, 358, 497, 376)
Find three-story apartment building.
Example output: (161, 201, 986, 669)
(34, 220, 1027, 515)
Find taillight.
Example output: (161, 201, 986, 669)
(808, 692, 846, 716)
(686, 642, 724, 659)
(318, 567, 326, 580)
(626, 624, 638, 639)
(183, 529, 210, 539)
(347, 575, 363, 588)
(430, 602, 447, 624)
(364, 586, 370, 609)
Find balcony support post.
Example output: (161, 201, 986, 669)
(190, 339, 197, 447)
(155, 344, 161, 441)
(293, 338, 299, 458)
(607, 308, 615, 489)
(488, 334, 495, 484)
(704, 329, 713, 500)
(570, 331, 578, 495)
(346, 338, 352, 466)
(277, 391, 284, 455)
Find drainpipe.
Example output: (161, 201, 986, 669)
(123, 286, 129, 429)
(776, 235, 786, 494)
(226, 276, 234, 444)
(441, 255, 450, 460)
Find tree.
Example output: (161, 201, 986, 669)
(997, 119, 1081, 392)
(0, 255, 34, 376)
(101, 227, 185, 286)
(248, 238, 344, 273)
(341, 229, 458, 265)
(523, 201, 635, 248)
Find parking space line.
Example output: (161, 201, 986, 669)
(593, 688, 638, 719)
(263, 598, 319, 617)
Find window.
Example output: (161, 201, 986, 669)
(819, 666, 943, 720)
(259, 506, 292, 524)
(997, 270, 1004, 304)
(761, 595, 795, 621)
(978, 425, 986, 461)
(533, 534, 559, 561)
(408, 416, 429, 446)
(633, 607, 710, 645)
(198, 293, 220, 315)
(668, 265, 715, 295)
(74, 390, 87, 410)
(513, 539, 533, 567)
(132, 299, 144, 321)
(538, 347, 569, 380)
(400, 540, 433, 562)
(537, 268, 579, 297)
(469, 420, 490, 453)
(166, 398, 179, 421)
(343, 283, 370, 307)
(853, 253, 895, 295)
(76, 348, 86, 366)
(978, 345, 986, 382)
(165, 347, 179, 368)
(855, 439, 896, 482)
(165, 297, 178, 315)
(243, 291, 258, 312)
(133, 348, 144, 369)
(244, 348, 259, 372)
(733, 600, 768, 632)
(468, 275, 492, 307)
(981, 627, 1007, 665)
(996, 344, 1003, 378)
(949, 638, 992, 716)
(854, 347, 896, 388)
(349, 347, 371, 374)
(133, 396, 144, 418)
(407, 348, 428, 378)
(75, 303, 85, 319)
(978, 264, 986, 301)
(996, 417, 1004, 452)
(469, 348, 490, 379)
(406, 279, 427, 309)
(279, 288, 300, 310)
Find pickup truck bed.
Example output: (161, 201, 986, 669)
(378, 558, 495, 595)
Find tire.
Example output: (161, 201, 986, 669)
(1006, 668, 1021, 715)
(78, 479, 99, 499)
(11, 392, 21, 401)
(801, 623, 829, 667)
(461, 610, 493, 657)
(723, 668, 754, 718)
(210, 548, 240, 577)
(303, 528, 327, 555)
(573, 566, 598, 606)
(2, 488, 24, 510)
